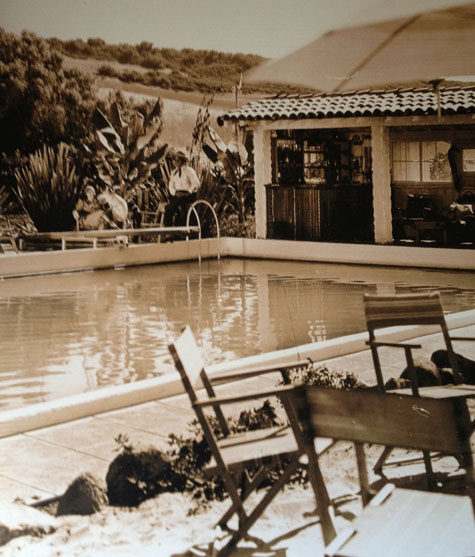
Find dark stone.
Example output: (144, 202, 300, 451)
(384, 377, 410, 391)
(431, 349, 475, 385)
(106, 447, 170, 507)
(57, 472, 108, 516)
(400, 357, 445, 387)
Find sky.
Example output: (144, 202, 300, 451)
(2, 0, 471, 59)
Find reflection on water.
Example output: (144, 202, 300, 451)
(1, 258, 474, 410)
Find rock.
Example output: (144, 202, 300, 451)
(57, 472, 108, 516)
(0, 503, 57, 546)
(106, 446, 170, 507)
(400, 357, 444, 387)
(431, 349, 475, 384)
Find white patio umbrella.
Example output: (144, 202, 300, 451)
(245, 1, 475, 94)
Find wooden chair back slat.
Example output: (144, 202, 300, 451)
(364, 291, 445, 330)
(168, 325, 205, 404)
(169, 325, 230, 434)
(294, 386, 471, 456)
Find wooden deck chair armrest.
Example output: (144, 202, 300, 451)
(210, 359, 310, 385)
(366, 340, 422, 350)
(324, 527, 356, 557)
(194, 385, 295, 408)
(449, 336, 475, 342)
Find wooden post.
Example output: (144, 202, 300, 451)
(371, 124, 393, 244)
(253, 128, 272, 239)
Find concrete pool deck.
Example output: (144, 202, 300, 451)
(1, 321, 475, 507)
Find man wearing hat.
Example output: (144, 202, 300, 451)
(163, 149, 200, 232)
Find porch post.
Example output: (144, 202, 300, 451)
(371, 124, 393, 244)
(253, 128, 272, 239)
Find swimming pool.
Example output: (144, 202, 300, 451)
(1, 258, 475, 410)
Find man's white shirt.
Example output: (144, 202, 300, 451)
(169, 166, 200, 196)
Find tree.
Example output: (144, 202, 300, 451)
(0, 29, 96, 156)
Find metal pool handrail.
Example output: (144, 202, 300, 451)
(186, 200, 220, 263)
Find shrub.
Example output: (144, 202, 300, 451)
(281, 360, 360, 391)
(159, 361, 359, 510)
(144, 72, 171, 89)
(141, 53, 164, 70)
(217, 213, 255, 238)
(97, 64, 119, 78)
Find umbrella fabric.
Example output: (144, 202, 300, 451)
(245, 2, 475, 93)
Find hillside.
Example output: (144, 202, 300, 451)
(63, 55, 264, 147)
(54, 36, 314, 96)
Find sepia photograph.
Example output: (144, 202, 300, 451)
(1, 0, 475, 555)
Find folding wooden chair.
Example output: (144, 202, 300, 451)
(363, 291, 475, 480)
(285, 386, 475, 556)
(364, 291, 475, 393)
(168, 325, 335, 556)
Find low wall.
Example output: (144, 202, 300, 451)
(1, 237, 475, 279)
(223, 238, 475, 271)
(1, 308, 474, 438)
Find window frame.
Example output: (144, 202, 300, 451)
(391, 139, 453, 185)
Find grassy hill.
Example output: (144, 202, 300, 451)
(55, 37, 313, 97)
(64, 54, 263, 147)
(55, 36, 315, 149)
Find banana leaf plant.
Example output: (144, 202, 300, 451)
(14, 143, 84, 232)
(92, 97, 169, 203)
(201, 126, 254, 226)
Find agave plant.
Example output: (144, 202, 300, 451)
(14, 143, 84, 232)
(0, 185, 13, 214)
(92, 97, 169, 204)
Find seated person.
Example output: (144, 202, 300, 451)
(96, 184, 129, 229)
(163, 150, 199, 228)
(73, 185, 110, 230)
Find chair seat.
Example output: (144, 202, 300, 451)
(205, 426, 333, 474)
(326, 486, 475, 557)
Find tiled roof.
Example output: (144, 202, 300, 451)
(218, 86, 475, 125)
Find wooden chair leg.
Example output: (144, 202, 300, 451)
(305, 447, 337, 546)
(217, 467, 268, 530)
(217, 458, 301, 557)
(373, 446, 394, 476)
(423, 450, 435, 489)
(355, 442, 372, 506)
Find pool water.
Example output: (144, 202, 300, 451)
(1, 258, 474, 410)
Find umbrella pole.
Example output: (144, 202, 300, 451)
(430, 79, 443, 121)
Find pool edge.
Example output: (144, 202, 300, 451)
(1, 309, 474, 439)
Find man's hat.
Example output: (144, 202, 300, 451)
(175, 149, 189, 161)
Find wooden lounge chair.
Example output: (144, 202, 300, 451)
(363, 291, 475, 480)
(168, 325, 335, 556)
(285, 386, 475, 556)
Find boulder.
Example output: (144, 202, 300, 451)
(57, 472, 108, 516)
(400, 357, 445, 387)
(0, 503, 57, 546)
(431, 349, 475, 385)
(106, 447, 170, 507)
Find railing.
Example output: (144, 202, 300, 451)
(186, 200, 220, 263)
(17, 226, 200, 251)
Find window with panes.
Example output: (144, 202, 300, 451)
(391, 140, 452, 183)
